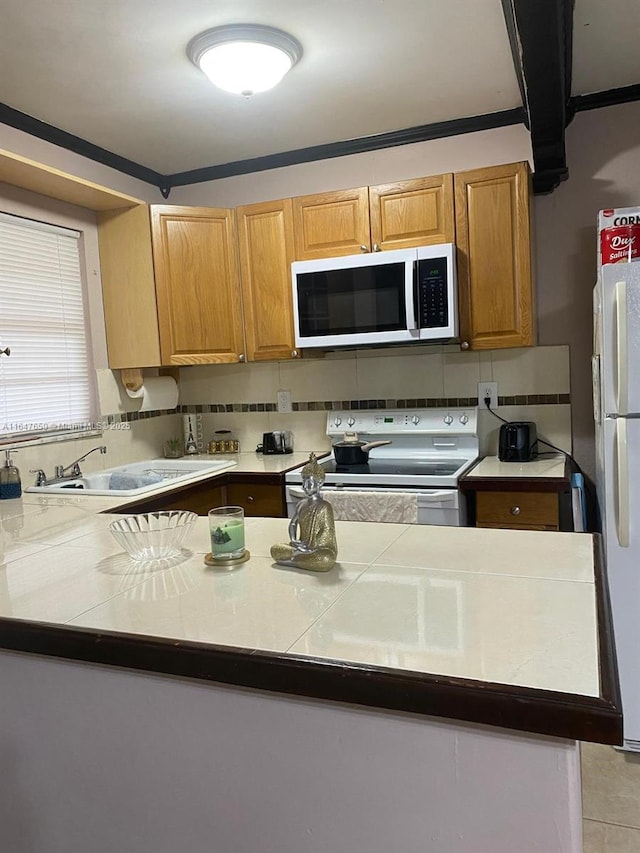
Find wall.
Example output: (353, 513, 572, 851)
(0, 124, 161, 204)
(173, 102, 640, 480)
(168, 123, 533, 207)
(0, 178, 180, 481)
(0, 650, 583, 853)
(180, 344, 572, 458)
(6, 101, 640, 480)
(0, 122, 539, 482)
(535, 100, 640, 480)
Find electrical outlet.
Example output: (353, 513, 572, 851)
(478, 381, 498, 410)
(277, 389, 292, 413)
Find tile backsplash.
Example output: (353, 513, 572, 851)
(178, 344, 572, 457)
(9, 344, 572, 483)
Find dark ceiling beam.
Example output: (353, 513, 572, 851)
(0, 101, 165, 189)
(572, 82, 640, 114)
(501, 0, 574, 194)
(165, 109, 525, 189)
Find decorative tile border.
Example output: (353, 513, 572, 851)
(100, 409, 179, 424)
(175, 394, 571, 414)
(100, 394, 571, 422)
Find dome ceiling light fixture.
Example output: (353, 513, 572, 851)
(187, 24, 303, 97)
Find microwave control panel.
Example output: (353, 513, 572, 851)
(417, 258, 448, 328)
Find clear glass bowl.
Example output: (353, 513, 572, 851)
(109, 511, 197, 560)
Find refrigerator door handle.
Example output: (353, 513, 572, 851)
(615, 417, 630, 547)
(615, 279, 629, 414)
(592, 355, 601, 423)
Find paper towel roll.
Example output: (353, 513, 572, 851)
(125, 376, 179, 412)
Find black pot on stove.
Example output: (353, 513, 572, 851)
(332, 437, 392, 466)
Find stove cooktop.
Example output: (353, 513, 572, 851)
(286, 408, 480, 489)
(321, 458, 469, 477)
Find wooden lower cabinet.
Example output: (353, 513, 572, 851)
(110, 474, 286, 519)
(475, 491, 559, 531)
(226, 476, 286, 517)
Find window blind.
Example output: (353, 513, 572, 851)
(0, 212, 96, 440)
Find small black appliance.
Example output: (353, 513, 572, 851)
(260, 431, 294, 454)
(498, 422, 538, 462)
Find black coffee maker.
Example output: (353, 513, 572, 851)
(498, 422, 538, 462)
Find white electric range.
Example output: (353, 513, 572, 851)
(285, 408, 479, 525)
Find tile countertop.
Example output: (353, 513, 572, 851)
(0, 493, 621, 745)
(22, 451, 326, 505)
(202, 451, 327, 475)
(464, 454, 568, 479)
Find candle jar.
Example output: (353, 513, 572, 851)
(208, 506, 245, 560)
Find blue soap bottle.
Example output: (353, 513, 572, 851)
(0, 449, 22, 499)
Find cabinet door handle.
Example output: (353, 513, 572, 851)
(359, 244, 369, 252)
(460, 341, 470, 351)
(291, 349, 299, 358)
(238, 353, 246, 362)
(247, 495, 255, 503)
(510, 506, 521, 516)
(372, 243, 381, 252)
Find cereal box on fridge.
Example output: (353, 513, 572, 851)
(598, 207, 640, 266)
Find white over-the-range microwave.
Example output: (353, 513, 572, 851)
(291, 243, 457, 349)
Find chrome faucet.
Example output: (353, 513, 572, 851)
(54, 445, 107, 481)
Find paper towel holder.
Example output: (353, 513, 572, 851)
(121, 368, 144, 393)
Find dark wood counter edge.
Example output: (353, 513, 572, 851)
(0, 602, 622, 747)
(459, 477, 570, 493)
(592, 533, 622, 721)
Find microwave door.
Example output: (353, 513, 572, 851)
(407, 259, 419, 335)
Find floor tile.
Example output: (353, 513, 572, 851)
(581, 742, 640, 828)
(583, 819, 640, 853)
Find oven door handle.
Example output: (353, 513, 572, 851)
(288, 487, 307, 498)
(418, 491, 456, 502)
(289, 486, 456, 502)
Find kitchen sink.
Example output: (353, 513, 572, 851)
(25, 458, 236, 497)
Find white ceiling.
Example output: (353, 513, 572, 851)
(0, 0, 638, 177)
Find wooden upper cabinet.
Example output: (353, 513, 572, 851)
(292, 187, 370, 259)
(291, 177, 454, 259)
(236, 199, 299, 362)
(368, 174, 454, 251)
(97, 205, 162, 369)
(150, 205, 245, 365)
(454, 162, 535, 350)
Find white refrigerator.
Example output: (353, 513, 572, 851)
(593, 260, 640, 751)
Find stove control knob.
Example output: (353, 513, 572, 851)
(444, 414, 454, 425)
(333, 417, 342, 427)
(411, 415, 420, 425)
(347, 417, 356, 427)
(459, 414, 469, 425)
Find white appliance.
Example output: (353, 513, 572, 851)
(285, 408, 478, 526)
(291, 243, 457, 349)
(593, 259, 640, 751)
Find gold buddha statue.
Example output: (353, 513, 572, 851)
(270, 453, 338, 571)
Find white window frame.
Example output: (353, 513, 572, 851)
(0, 211, 100, 446)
